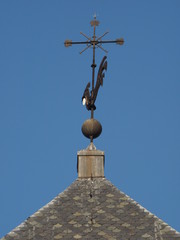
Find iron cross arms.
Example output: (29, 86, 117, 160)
(64, 18, 124, 54)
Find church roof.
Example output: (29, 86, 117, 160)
(2, 178, 180, 240)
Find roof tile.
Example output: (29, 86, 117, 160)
(1, 178, 180, 239)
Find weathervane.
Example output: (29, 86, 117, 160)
(64, 15, 124, 143)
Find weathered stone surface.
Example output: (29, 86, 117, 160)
(1, 178, 180, 240)
(77, 148, 104, 178)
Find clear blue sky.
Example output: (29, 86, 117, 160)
(0, 1, 180, 237)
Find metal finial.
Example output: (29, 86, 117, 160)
(64, 18, 124, 143)
(90, 14, 99, 27)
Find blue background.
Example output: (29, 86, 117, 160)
(0, 1, 180, 237)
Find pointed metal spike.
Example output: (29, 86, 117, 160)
(80, 32, 91, 41)
(79, 45, 91, 54)
(96, 44, 108, 54)
(97, 31, 109, 41)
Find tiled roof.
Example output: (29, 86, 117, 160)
(2, 178, 180, 239)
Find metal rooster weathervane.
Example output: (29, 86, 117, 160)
(64, 15, 124, 143)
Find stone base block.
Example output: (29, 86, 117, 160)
(77, 148, 105, 178)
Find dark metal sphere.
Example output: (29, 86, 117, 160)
(82, 119, 102, 139)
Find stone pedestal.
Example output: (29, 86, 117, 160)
(77, 143, 105, 178)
